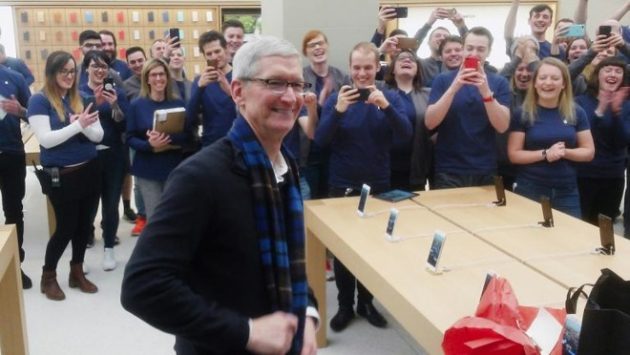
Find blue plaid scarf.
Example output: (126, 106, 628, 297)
(227, 116, 308, 354)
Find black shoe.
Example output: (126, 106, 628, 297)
(357, 302, 387, 328)
(114, 236, 120, 245)
(123, 207, 137, 222)
(330, 307, 354, 332)
(86, 233, 95, 249)
(21, 269, 32, 289)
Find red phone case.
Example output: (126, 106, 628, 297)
(464, 56, 479, 70)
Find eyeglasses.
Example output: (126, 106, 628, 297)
(89, 64, 108, 71)
(83, 43, 103, 50)
(243, 78, 312, 95)
(306, 41, 326, 49)
(58, 69, 77, 76)
(149, 72, 167, 78)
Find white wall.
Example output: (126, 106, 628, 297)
(0, 6, 17, 57)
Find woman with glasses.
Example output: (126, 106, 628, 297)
(27, 51, 103, 300)
(80, 50, 130, 271)
(575, 57, 630, 225)
(126, 59, 192, 221)
(508, 57, 594, 217)
(384, 49, 433, 190)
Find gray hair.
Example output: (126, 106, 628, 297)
(232, 36, 300, 80)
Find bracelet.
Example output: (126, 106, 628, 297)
(542, 149, 547, 161)
(482, 93, 494, 103)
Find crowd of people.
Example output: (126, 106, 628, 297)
(0, 1, 629, 353)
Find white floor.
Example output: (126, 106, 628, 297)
(18, 168, 427, 355)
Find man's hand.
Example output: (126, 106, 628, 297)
(366, 86, 389, 109)
(300, 317, 317, 355)
(0, 95, 25, 116)
(335, 85, 359, 113)
(377, 6, 397, 34)
(246, 311, 298, 355)
(379, 36, 399, 57)
(198, 66, 219, 88)
(303, 92, 317, 111)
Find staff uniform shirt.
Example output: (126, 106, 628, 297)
(110, 58, 133, 81)
(126, 97, 189, 181)
(0, 67, 31, 153)
(429, 70, 511, 176)
(187, 72, 236, 146)
(315, 87, 411, 190)
(510, 106, 589, 187)
(391, 89, 416, 172)
(1, 57, 34, 86)
(575, 95, 630, 179)
(80, 83, 130, 148)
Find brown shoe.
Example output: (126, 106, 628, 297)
(69, 262, 98, 293)
(41, 270, 65, 301)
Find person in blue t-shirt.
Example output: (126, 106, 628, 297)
(505, 1, 565, 60)
(316, 42, 411, 333)
(426, 26, 511, 188)
(80, 50, 130, 271)
(0, 66, 31, 289)
(28, 51, 104, 301)
(99, 30, 132, 81)
(575, 57, 630, 226)
(508, 57, 594, 218)
(186, 31, 236, 147)
(126, 58, 192, 220)
(0, 44, 35, 86)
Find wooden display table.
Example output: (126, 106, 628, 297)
(305, 196, 568, 354)
(0, 225, 28, 355)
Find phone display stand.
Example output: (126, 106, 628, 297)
(538, 196, 554, 228)
(492, 176, 507, 207)
(426, 265, 450, 275)
(385, 234, 401, 242)
(594, 214, 615, 255)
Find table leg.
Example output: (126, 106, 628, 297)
(306, 227, 327, 348)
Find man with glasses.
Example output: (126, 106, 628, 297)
(77, 30, 124, 89)
(315, 42, 411, 332)
(186, 31, 236, 146)
(122, 36, 318, 355)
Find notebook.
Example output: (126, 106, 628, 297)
(152, 107, 186, 134)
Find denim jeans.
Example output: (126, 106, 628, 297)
(514, 177, 581, 219)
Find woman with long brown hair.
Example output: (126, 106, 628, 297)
(28, 51, 103, 300)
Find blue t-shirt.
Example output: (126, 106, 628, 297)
(510, 105, 590, 187)
(282, 107, 307, 164)
(315, 87, 411, 191)
(429, 70, 511, 175)
(126, 96, 191, 181)
(187, 72, 236, 146)
(0, 67, 30, 153)
(575, 95, 630, 179)
(110, 59, 133, 81)
(80, 83, 130, 148)
(391, 89, 416, 172)
(27, 92, 98, 167)
(1, 57, 34, 86)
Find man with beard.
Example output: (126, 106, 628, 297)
(99, 30, 132, 81)
(77, 30, 124, 88)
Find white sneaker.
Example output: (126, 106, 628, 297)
(102, 248, 117, 271)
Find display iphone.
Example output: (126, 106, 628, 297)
(357, 184, 371, 217)
(598, 214, 615, 255)
(169, 28, 180, 47)
(103, 77, 115, 93)
(539, 196, 554, 227)
(493, 175, 506, 206)
(385, 208, 399, 239)
(426, 230, 446, 273)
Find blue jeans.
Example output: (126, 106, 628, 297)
(514, 177, 581, 219)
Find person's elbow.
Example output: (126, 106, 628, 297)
(425, 109, 439, 130)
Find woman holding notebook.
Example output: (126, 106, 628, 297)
(126, 58, 192, 220)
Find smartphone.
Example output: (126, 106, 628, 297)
(564, 24, 585, 38)
(448, 8, 457, 18)
(493, 176, 506, 206)
(356, 88, 371, 102)
(539, 196, 554, 227)
(103, 77, 115, 93)
(169, 28, 180, 47)
(357, 184, 371, 217)
(394, 7, 408, 18)
(598, 25, 612, 38)
(598, 214, 615, 255)
(206, 59, 218, 68)
(426, 230, 446, 273)
(463, 56, 479, 70)
(397, 37, 419, 50)
(385, 208, 399, 239)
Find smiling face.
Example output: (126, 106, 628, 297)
(393, 51, 418, 80)
(534, 63, 565, 106)
(232, 55, 304, 142)
(350, 49, 379, 88)
(528, 9, 552, 36)
(202, 40, 228, 71)
(100, 33, 116, 60)
(514, 62, 532, 91)
(567, 38, 588, 63)
(56, 59, 77, 93)
(87, 58, 108, 86)
(127, 51, 146, 77)
(598, 65, 624, 92)
(305, 35, 329, 66)
(224, 26, 244, 59)
(169, 47, 185, 71)
(429, 28, 450, 54)
(147, 65, 167, 94)
(441, 41, 463, 69)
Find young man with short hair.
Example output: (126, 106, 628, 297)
(222, 19, 245, 62)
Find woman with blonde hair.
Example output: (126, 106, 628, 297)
(28, 50, 103, 300)
(126, 58, 192, 220)
(508, 57, 594, 217)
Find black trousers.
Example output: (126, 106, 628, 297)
(329, 185, 384, 308)
(44, 159, 101, 271)
(578, 177, 624, 226)
(0, 152, 26, 262)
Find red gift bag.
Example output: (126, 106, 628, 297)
(443, 276, 566, 355)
